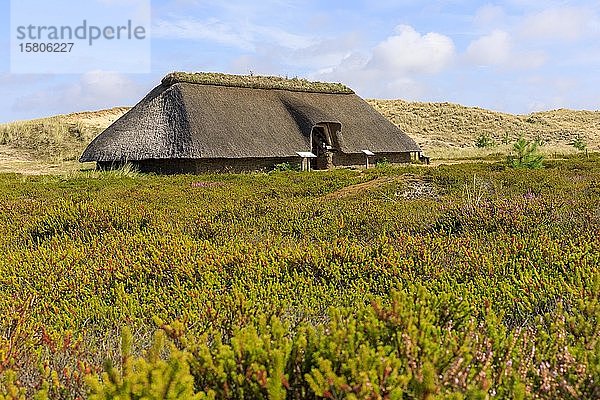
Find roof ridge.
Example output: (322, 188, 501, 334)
(161, 72, 355, 95)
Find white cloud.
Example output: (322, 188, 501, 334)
(313, 52, 370, 78)
(70, 71, 142, 108)
(474, 4, 506, 27)
(290, 33, 362, 70)
(465, 30, 546, 69)
(153, 17, 253, 50)
(520, 7, 592, 41)
(153, 15, 313, 51)
(367, 25, 455, 74)
(248, 25, 313, 50)
(313, 25, 455, 99)
(385, 77, 426, 100)
(13, 71, 144, 114)
(466, 30, 511, 66)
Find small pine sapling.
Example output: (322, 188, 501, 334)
(506, 137, 544, 169)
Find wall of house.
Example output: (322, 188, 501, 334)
(332, 152, 412, 168)
(98, 157, 300, 174)
(96, 152, 413, 174)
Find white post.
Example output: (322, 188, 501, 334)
(362, 150, 375, 169)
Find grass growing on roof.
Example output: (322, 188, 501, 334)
(162, 71, 355, 94)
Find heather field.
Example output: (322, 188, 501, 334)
(1, 157, 599, 399)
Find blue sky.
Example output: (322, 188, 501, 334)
(1, 0, 600, 122)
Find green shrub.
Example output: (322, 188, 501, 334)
(82, 286, 600, 398)
(572, 135, 587, 152)
(507, 137, 544, 169)
(87, 329, 202, 400)
(376, 157, 390, 168)
(475, 133, 496, 149)
(0, 162, 599, 398)
(271, 162, 300, 172)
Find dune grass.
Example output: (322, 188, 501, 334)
(0, 119, 96, 160)
(0, 108, 128, 174)
(367, 99, 600, 159)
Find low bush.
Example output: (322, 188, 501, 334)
(0, 160, 599, 398)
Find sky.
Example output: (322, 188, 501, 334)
(1, 0, 600, 122)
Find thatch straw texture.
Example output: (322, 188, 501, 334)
(162, 72, 354, 94)
(80, 76, 420, 163)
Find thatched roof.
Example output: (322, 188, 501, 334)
(80, 72, 420, 162)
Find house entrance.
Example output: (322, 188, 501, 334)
(310, 123, 341, 170)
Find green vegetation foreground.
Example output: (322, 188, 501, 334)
(0, 159, 599, 399)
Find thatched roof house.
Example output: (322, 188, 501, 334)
(80, 72, 421, 173)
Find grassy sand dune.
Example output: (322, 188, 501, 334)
(367, 99, 600, 158)
(0, 107, 128, 173)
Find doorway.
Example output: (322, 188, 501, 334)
(310, 123, 341, 170)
